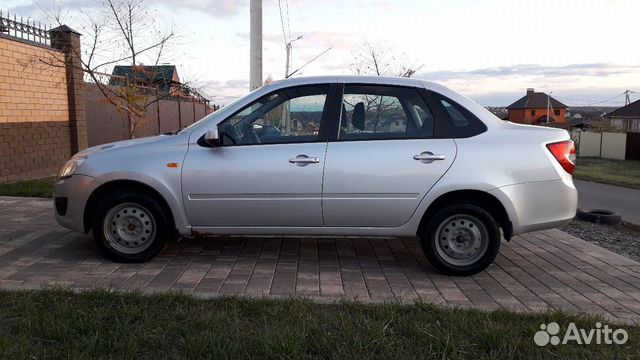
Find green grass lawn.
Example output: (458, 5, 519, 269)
(575, 157, 640, 189)
(0, 289, 637, 360)
(0, 177, 55, 198)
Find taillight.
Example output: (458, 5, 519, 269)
(546, 140, 576, 175)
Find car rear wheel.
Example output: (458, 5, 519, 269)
(93, 190, 172, 262)
(420, 203, 501, 276)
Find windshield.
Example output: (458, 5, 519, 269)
(179, 87, 266, 134)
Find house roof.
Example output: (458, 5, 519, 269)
(50, 25, 81, 35)
(545, 118, 587, 129)
(506, 91, 567, 109)
(604, 99, 640, 118)
(110, 65, 178, 85)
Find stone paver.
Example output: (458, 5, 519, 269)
(1, 196, 640, 324)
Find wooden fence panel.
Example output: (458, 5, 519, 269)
(158, 100, 180, 134)
(135, 102, 160, 138)
(179, 100, 195, 127)
(86, 83, 213, 146)
(85, 84, 128, 146)
(626, 133, 640, 161)
(195, 102, 209, 122)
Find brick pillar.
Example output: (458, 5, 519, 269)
(50, 25, 88, 153)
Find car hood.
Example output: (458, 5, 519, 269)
(76, 134, 186, 158)
(74, 132, 192, 178)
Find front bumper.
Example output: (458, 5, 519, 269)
(53, 175, 103, 233)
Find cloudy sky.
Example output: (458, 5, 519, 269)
(5, 0, 640, 106)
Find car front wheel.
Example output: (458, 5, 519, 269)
(420, 203, 501, 276)
(93, 191, 172, 262)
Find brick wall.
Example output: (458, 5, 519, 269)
(508, 108, 567, 124)
(0, 36, 73, 182)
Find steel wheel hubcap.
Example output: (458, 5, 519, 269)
(103, 203, 155, 254)
(434, 214, 488, 267)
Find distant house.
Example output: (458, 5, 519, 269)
(109, 65, 184, 96)
(506, 88, 567, 124)
(604, 99, 640, 133)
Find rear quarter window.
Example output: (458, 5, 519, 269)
(432, 93, 487, 138)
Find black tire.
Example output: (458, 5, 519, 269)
(93, 190, 173, 262)
(419, 203, 501, 276)
(576, 209, 621, 225)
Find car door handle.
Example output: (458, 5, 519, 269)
(289, 155, 320, 165)
(413, 152, 446, 162)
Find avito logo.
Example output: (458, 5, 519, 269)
(535, 322, 628, 346)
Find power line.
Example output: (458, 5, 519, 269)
(285, 0, 291, 40)
(553, 92, 627, 105)
(578, 93, 628, 105)
(553, 93, 619, 103)
(287, 47, 332, 78)
(277, 0, 287, 46)
(552, 95, 602, 103)
(554, 89, 640, 105)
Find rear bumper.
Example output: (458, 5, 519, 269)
(489, 177, 577, 235)
(53, 175, 103, 233)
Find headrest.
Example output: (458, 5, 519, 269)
(352, 102, 365, 130)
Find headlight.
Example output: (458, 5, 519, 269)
(59, 156, 86, 178)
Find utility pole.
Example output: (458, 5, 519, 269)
(549, 92, 556, 122)
(625, 90, 631, 106)
(249, 0, 262, 90)
(546, 92, 551, 124)
(277, 35, 302, 133)
(285, 35, 303, 78)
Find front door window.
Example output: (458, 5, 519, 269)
(218, 85, 329, 145)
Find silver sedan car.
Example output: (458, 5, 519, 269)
(53, 76, 577, 275)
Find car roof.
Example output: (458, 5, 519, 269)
(268, 75, 423, 88)
(265, 75, 457, 98)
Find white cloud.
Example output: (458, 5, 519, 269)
(157, 0, 248, 18)
(6, 0, 640, 105)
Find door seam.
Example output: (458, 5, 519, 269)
(320, 142, 329, 226)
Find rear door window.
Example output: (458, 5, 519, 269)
(339, 85, 435, 141)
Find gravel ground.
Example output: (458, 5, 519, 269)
(561, 220, 640, 262)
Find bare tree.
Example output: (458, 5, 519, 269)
(263, 75, 274, 85)
(345, 40, 424, 132)
(349, 40, 423, 78)
(38, 0, 188, 138)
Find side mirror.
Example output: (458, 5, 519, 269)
(200, 128, 220, 147)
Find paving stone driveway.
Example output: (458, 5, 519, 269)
(1, 196, 640, 324)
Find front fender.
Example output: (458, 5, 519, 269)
(96, 171, 190, 235)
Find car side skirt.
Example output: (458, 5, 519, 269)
(190, 225, 418, 237)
